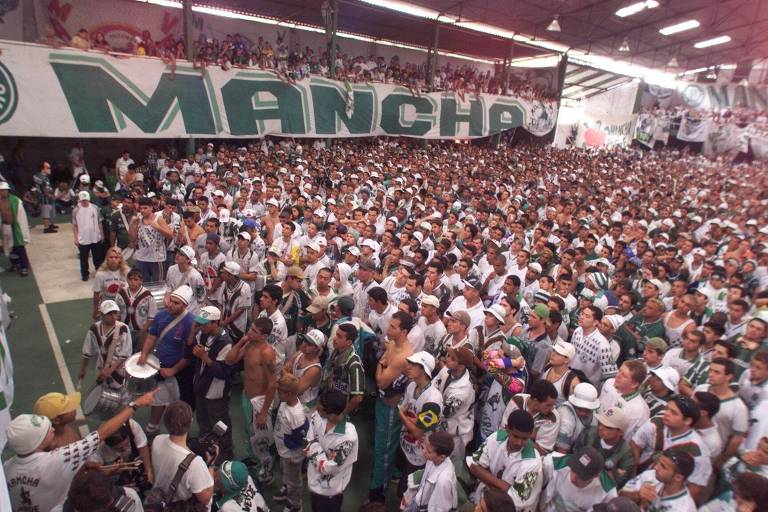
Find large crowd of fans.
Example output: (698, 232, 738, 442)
(42, 26, 558, 101)
(2, 135, 768, 512)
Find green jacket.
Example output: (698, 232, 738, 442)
(574, 426, 637, 489)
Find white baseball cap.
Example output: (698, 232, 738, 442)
(237, 231, 252, 241)
(406, 351, 435, 375)
(266, 198, 280, 208)
(99, 300, 120, 314)
(178, 245, 195, 261)
(302, 329, 326, 347)
(568, 383, 600, 410)
(650, 366, 680, 393)
(306, 241, 321, 253)
(483, 304, 506, 324)
(195, 306, 222, 324)
(78, 191, 90, 202)
(420, 295, 440, 308)
(222, 261, 241, 276)
(552, 340, 575, 360)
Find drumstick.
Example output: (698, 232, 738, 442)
(143, 360, 161, 371)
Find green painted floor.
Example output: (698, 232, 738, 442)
(0, 244, 399, 511)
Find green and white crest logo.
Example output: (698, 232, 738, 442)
(0, 62, 18, 125)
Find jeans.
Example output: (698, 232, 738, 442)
(9, 245, 29, 271)
(135, 260, 164, 282)
(78, 242, 105, 278)
(195, 396, 233, 461)
(281, 457, 303, 509)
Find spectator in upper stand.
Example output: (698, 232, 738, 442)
(70, 28, 91, 51)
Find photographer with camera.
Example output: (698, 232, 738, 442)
(146, 400, 214, 511)
(191, 305, 236, 461)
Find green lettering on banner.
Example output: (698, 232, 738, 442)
(706, 85, 730, 109)
(310, 83, 374, 135)
(379, 94, 434, 136)
(51, 63, 215, 134)
(749, 86, 768, 111)
(732, 86, 749, 109)
(488, 102, 525, 134)
(439, 98, 483, 137)
(221, 78, 306, 136)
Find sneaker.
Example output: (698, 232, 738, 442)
(282, 505, 301, 512)
(19, 269, 28, 277)
(50, 224, 60, 229)
(273, 485, 288, 502)
(43, 227, 57, 234)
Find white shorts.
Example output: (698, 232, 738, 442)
(153, 376, 180, 406)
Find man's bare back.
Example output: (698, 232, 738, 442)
(243, 341, 276, 398)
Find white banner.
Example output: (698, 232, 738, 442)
(0, 41, 558, 139)
(676, 113, 709, 143)
(573, 114, 636, 148)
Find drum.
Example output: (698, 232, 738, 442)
(124, 353, 160, 396)
(83, 384, 126, 419)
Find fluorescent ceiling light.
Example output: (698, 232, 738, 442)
(615, 0, 659, 18)
(141, 0, 182, 7)
(659, 19, 700, 35)
(547, 15, 561, 32)
(191, 6, 277, 24)
(357, 0, 453, 21)
(694, 35, 731, 48)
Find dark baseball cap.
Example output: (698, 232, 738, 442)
(567, 446, 604, 481)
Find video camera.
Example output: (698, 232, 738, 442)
(189, 421, 228, 466)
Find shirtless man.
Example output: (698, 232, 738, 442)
(225, 316, 277, 486)
(369, 311, 414, 503)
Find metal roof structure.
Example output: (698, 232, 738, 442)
(561, 63, 636, 100)
(207, 0, 768, 71)
(188, 0, 768, 100)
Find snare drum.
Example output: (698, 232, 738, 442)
(124, 353, 160, 396)
(83, 384, 126, 419)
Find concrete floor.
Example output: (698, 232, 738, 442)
(3, 221, 398, 512)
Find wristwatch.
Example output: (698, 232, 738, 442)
(128, 401, 138, 411)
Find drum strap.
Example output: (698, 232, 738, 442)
(90, 324, 120, 368)
(120, 288, 153, 330)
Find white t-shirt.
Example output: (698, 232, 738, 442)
(93, 269, 127, 301)
(5, 431, 101, 511)
(419, 316, 447, 357)
(622, 468, 697, 512)
(599, 379, 650, 441)
(73, 203, 102, 245)
(693, 384, 750, 442)
(150, 435, 213, 507)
